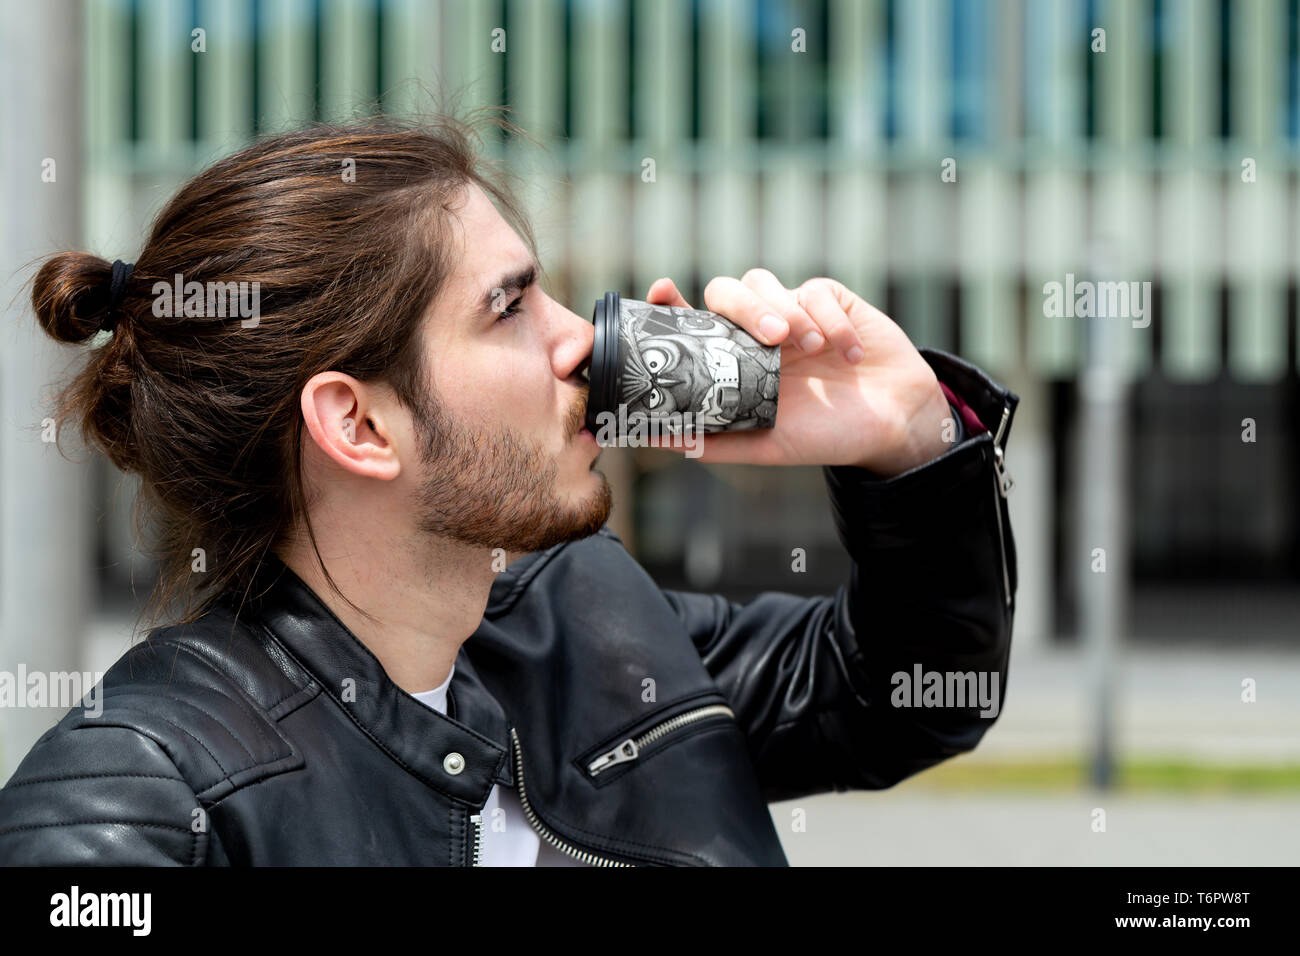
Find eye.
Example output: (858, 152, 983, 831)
(495, 294, 524, 324)
(642, 347, 669, 372)
(646, 388, 662, 409)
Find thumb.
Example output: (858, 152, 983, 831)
(646, 277, 694, 310)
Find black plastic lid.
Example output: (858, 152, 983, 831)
(584, 291, 620, 434)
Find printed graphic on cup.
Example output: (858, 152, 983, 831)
(584, 292, 780, 438)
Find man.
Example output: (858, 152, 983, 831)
(0, 118, 1017, 866)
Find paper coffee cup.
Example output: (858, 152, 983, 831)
(583, 292, 780, 438)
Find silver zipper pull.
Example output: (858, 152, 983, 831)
(587, 738, 638, 775)
(991, 404, 1013, 497)
(993, 444, 1014, 497)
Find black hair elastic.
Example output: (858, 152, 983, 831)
(100, 259, 134, 333)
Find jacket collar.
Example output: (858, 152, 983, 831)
(235, 552, 515, 804)
(483, 537, 572, 618)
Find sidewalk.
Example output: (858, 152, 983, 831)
(772, 791, 1300, 865)
(972, 644, 1300, 764)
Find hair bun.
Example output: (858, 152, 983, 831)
(32, 252, 119, 344)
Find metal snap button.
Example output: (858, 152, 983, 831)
(443, 752, 465, 775)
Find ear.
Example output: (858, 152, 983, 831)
(299, 372, 401, 481)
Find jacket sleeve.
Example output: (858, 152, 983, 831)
(0, 721, 210, 866)
(661, 348, 1019, 804)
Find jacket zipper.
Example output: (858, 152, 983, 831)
(991, 403, 1014, 610)
(468, 813, 484, 867)
(510, 726, 636, 867)
(508, 703, 736, 867)
(587, 704, 736, 776)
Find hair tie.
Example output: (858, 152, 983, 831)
(101, 259, 134, 333)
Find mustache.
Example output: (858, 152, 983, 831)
(566, 386, 589, 439)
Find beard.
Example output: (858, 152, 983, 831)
(408, 386, 613, 554)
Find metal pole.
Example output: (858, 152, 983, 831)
(1078, 242, 1129, 790)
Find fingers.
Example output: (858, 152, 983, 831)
(658, 271, 867, 363)
(701, 275, 791, 347)
(795, 278, 865, 363)
(646, 277, 693, 310)
(739, 268, 824, 352)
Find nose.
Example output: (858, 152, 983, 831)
(553, 301, 595, 385)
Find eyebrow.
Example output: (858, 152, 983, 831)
(475, 260, 540, 319)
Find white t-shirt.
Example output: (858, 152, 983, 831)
(410, 664, 588, 867)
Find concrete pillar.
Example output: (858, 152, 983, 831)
(0, 0, 92, 780)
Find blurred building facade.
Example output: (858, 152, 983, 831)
(6, 0, 1299, 709)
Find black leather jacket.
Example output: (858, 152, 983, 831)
(0, 348, 1018, 867)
